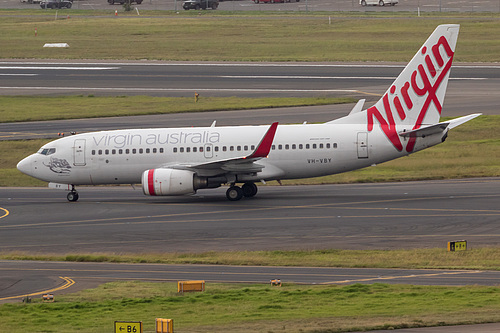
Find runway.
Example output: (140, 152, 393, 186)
(2, 179, 500, 253)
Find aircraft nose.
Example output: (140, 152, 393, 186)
(17, 155, 33, 176)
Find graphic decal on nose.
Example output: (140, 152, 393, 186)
(44, 157, 72, 174)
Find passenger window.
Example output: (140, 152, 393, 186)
(305, 144, 310, 149)
(193, 147, 197, 152)
(206, 146, 211, 152)
(160, 148, 164, 153)
(251, 145, 255, 150)
(222, 146, 227, 152)
(230, 146, 234, 152)
(92, 150, 96, 155)
(153, 148, 157, 153)
(132, 149, 136, 154)
(112, 149, 116, 155)
(285, 144, 289, 150)
(237, 146, 241, 151)
(146, 148, 150, 153)
(200, 147, 204, 152)
(215, 146, 219, 152)
(272, 145, 275, 150)
(333, 143, 338, 148)
(278, 144, 282, 150)
(319, 143, 324, 149)
(186, 147, 190, 153)
(98, 150, 103, 155)
(244, 145, 248, 151)
(105, 149, 109, 155)
(126, 149, 130, 154)
(313, 144, 317, 149)
(326, 143, 331, 149)
(119, 149, 123, 154)
(173, 148, 177, 153)
(292, 144, 296, 149)
(299, 144, 303, 149)
(179, 147, 184, 153)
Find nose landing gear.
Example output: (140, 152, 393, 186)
(67, 185, 79, 202)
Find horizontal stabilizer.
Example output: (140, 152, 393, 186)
(446, 113, 482, 129)
(399, 123, 449, 138)
(348, 99, 365, 116)
(325, 99, 365, 124)
(399, 113, 481, 138)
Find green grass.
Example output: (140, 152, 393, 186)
(0, 96, 354, 122)
(0, 14, 500, 61)
(2, 282, 500, 332)
(2, 247, 500, 270)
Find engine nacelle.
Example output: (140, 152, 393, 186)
(142, 169, 196, 196)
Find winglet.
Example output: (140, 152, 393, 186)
(246, 122, 278, 159)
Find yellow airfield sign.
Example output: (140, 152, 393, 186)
(114, 321, 142, 333)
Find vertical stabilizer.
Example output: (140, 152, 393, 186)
(368, 24, 459, 152)
(331, 25, 460, 152)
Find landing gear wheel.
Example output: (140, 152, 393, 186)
(67, 191, 79, 202)
(242, 182, 258, 198)
(226, 186, 243, 201)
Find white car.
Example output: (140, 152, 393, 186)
(360, 0, 398, 6)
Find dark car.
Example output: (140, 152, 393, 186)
(40, 0, 72, 8)
(183, 0, 219, 10)
(108, 0, 143, 5)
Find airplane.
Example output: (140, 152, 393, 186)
(17, 24, 480, 202)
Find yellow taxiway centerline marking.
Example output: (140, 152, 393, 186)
(0, 207, 9, 219)
(321, 270, 483, 285)
(0, 276, 75, 301)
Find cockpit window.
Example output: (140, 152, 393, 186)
(38, 148, 56, 155)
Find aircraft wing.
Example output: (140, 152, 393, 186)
(162, 122, 278, 175)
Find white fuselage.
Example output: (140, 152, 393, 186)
(17, 122, 443, 186)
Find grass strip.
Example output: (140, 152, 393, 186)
(0, 15, 500, 61)
(2, 247, 500, 270)
(0, 96, 354, 123)
(1, 281, 500, 332)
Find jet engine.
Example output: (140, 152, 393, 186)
(142, 168, 225, 196)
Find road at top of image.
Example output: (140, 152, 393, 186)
(3, 0, 500, 12)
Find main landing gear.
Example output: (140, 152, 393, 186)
(67, 185, 79, 202)
(226, 182, 258, 201)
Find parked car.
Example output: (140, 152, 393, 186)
(40, 0, 72, 8)
(108, 0, 143, 5)
(183, 0, 219, 10)
(360, 0, 398, 6)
